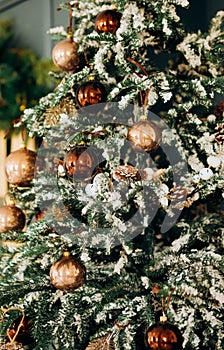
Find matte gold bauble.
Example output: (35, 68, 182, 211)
(50, 252, 86, 291)
(127, 119, 162, 152)
(52, 36, 84, 72)
(76, 81, 107, 107)
(95, 9, 122, 34)
(5, 147, 36, 187)
(6, 317, 33, 346)
(64, 146, 97, 180)
(0, 205, 26, 233)
(146, 317, 183, 350)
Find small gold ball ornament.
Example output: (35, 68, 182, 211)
(50, 252, 86, 291)
(0, 205, 26, 233)
(5, 146, 36, 187)
(95, 9, 122, 34)
(146, 316, 183, 350)
(52, 34, 84, 72)
(127, 117, 162, 152)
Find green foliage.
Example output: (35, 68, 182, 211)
(0, 20, 57, 130)
(0, 1, 223, 349)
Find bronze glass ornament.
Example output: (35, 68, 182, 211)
(50, 252, 86, 291)
(127, 119, 162, 152)
(52, 35, 84, 72)
(64, 146, 98, 180)
(5, 146, 36, 187)
(76, 81, 107, 107)
(0, 205, 26, 233)
(146, 316, 183, 350)
(95, 9, 122, 34)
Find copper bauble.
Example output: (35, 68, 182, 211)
(50, 252, 86, 291)
(76, 81, 107, 107)
(95, 9, 122, 34)
(5, 147, 36, 187)
(64, 146, 97, 180)
(146, 318, 183, 350)
(0, 205, 26, 233)
(127, 119, 162, 152)
(6, 316, 33, 346)
(52, 36, 84, 72)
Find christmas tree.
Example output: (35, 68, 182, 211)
(0, 1, 223, 349)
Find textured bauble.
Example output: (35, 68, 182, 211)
(146, 317, 183, 350)
(52, 36, 84, 72)
(64, 146, 98, 180)
(214, 123, 224, 144)
(0, 205, 26, 233)
(113, 165, 143, 181)
(127, 119, 162, 152)
(95, 9, 122, 34)
(0, 342, 24, 349)
(6, 317, 33, 346)
(50, 252, 86, 291)
(5, 147, 36, 187)
(86, 334, 114, 350)
(76, 81, 107, 107)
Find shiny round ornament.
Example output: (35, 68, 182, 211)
(5, 147, 36, 187)
(207, 155, 221, 168)
(52, 36, 84, 72)
(6, 316, 33, 346)
(146, 317, 183, 350)
(127, 119, 162, 152)
(199, 167, 213, 180)
(76, 81, 107, 107)
(95, 9, 122, 34)
(0, 205, 26, 233)
(50, 252, 86, 291)
(64, 146, 98, 180)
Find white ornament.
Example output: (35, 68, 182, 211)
(207, 114, 216, 123)
(192, 174, 201, 183)
(199, 168, 213, 180)
(207, 156, 221, 168)
(85, 183, 98, 197)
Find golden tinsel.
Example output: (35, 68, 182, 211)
(85, 335, 115, 350)
(44, 96, 78, 126)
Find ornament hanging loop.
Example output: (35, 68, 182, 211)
(0, 307, 25, 345)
